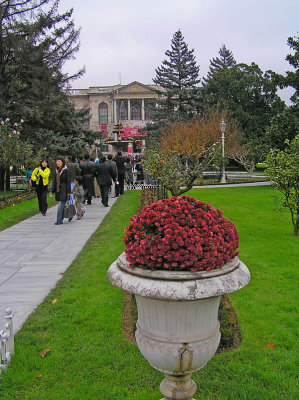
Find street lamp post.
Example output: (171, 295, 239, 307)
(220, 119, 227, 184)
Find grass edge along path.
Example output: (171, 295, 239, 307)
(0, 194, 56, 232)
(0, 187, 298, 399)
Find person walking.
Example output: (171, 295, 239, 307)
(124, 157, 134, 187)
(65, 155, 81, 186)
(93, 158, 101, 198)
(72, 176, 85, 220)
(113, 151, 126, 196)
(94, 156, 116, 207)
(65, 155, 81, 204)
(25, 167, 32, 192)
(31, 159, 51, 216)
(135, 157, 145, 185)
(80, 154, 95, 205)
(107, 154, 118, 197)
(50, 158, 71, 225)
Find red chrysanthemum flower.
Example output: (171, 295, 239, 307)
(124, 196, 239, 272)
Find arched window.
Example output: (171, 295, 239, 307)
(131, 102, 141, 120)
(99, 102, 108, 125)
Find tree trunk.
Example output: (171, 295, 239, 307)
(0, 167, 10, 192)
(3, 168, 7, 199)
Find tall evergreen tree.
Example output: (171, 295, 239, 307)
(0, 0, 95, 159)
(0, 0, 84, 117)
(284, 35, 299, 105)
(203, 44, 236, 83)
(265, 34, 299, 152)
(153, 30, 201, 126)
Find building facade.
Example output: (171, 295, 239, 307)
(68, 81, 161, 153)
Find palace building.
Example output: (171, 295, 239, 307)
(67, 81, 162, 153)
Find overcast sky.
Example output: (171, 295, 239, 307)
(60, 0, 298, 103)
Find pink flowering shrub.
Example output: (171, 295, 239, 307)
(124, 196, 239, 272)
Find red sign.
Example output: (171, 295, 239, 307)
(101, 124, 107, 137)
(121, 126, 147, 138)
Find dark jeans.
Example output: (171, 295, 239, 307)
(115, 175, 125, 196)
(36, 188, 48, 214)
(100, 185, 110, 206)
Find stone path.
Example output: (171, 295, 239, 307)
(0, 197, 117, 332)
(193, 181, 272, 189)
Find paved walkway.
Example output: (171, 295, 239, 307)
(193, 181, 272, 189)
(0, 196, 117, 332)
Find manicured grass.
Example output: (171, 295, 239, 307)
(0, 187, 298, 399)
(0, 194, 56, 231)
(186, 186, 298, 400)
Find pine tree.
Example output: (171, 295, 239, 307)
(284, 35, 299, 104)
(0, 0, 84, 116)
(0, 0, 92, 158)
(203, 44, 236, 83)
(153, 30, 201, 125)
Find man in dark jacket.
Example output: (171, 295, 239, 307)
(80, 154, 95, 205)
(94, 156, 116, 207)
(113, 151, 126, 196)
(107, 154, 118, 197)
(50, 158, 71, 225)
(65, 156, 81, 183)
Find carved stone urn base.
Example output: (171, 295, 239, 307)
(107, 252, 250, 400)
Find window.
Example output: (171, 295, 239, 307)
(119, 100, 128, 120)
(131, 102, 141, 120)
(145, 102, 154, 120)
(99, 102, 108, 125)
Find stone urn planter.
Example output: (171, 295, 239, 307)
(107, 252, 250, 400)
(107, 196, 250, 399)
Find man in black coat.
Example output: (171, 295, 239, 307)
(94, 156, 116, 207)
(113, 151, 126, 196)
(65, 156, 81, 183)
(80, 154, 95, 205)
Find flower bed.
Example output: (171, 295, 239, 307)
(124, 195, 239, 272)
(0, 191, 36, 209)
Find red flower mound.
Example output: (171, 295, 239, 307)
(124, 196, 239, 272)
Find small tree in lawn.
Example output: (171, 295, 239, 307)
(0, 118, 31, 198)
(266, 135, 299, 236)
(145, 109, 240, 196)
(227, 139, 261, 176)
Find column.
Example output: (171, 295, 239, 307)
(141, 98, 145, 121)
(128, 99, 131, 121)
(113, 99, 117, 123)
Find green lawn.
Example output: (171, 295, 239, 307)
(0, 194, 56, 231)
(0, 187, 298, 399)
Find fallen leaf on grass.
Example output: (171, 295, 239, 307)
(40, 348, 52, 358)
(266, 342, 275, 349)
(52, 299, 57, 304)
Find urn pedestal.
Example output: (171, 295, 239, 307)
(107, 252, 250, 400)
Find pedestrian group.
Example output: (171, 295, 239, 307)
(30, 151, 146, 225)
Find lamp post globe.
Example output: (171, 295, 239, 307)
(220, 120, 226, 184)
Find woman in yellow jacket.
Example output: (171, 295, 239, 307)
(31, 159, 51, 216)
